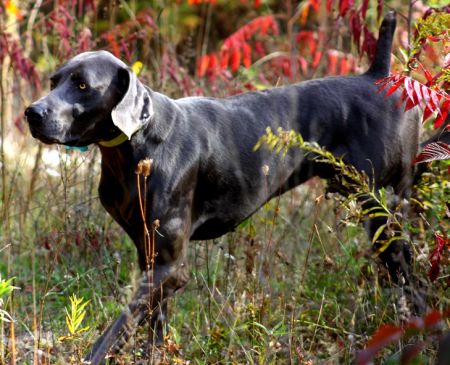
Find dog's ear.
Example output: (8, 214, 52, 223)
(111, 67, 153, 139)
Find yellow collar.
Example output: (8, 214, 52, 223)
(98, 133, 129, 147)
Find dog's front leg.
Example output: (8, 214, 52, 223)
(83, 269, 163, 364)
(84, 262, 189, 364)
(83, 229, 190, 364)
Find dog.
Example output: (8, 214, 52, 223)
(25, 11, 421, 364)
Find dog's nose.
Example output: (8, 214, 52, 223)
(25, 104, 48, 125)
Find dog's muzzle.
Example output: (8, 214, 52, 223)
(25, 104, 48, 127)
(24, 104, 62, 144)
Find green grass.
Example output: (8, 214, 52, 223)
(0, 140, 449, 364)
(1, 1, 449, 363)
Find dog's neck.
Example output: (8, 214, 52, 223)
(141, 89, 177, 143)
(98, 91, 178, 175)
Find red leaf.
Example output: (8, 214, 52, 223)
(421, 85, 431, 105)
(361, 0, 369, 19)
(418, 62, 434, 83)
(376, 80, 390, 94)
(421, 86, 434, 122)
(362, 26, 377, 61)
(282, 58, 292, 78)
(377, 0, 383, 20)
(429, 261, 441, 282)
(415, 141, 450, 164)
(220, 49, 230, 69)
(350, 11, 362, 52)
(298, 56, 308, 74)
(430, 89, 441, 110)
(309, 0, 320, 12)
(242, 43, 252, 68)
(358, 324, 403, 365)
(404, 77, 415, 102)
(230, 48, 241, 72)
(427, 35, 442, 42)
(219, 15, 278, 73)
(405, 97, 417, 111)
(339, 56, 349, 75)
(207, 54, 218, 75)
(106, 32, 120, 57)
(424, 309, 443, 328)
(413, 80, 423, 105)
(326, 0, 334, 12)
(327, 50, 338, 75)
(435, 99, 450, 129)
(300, 4, 310, 26)
(405, 317, 424, 331)
(77, 27, 92, 53)
(339, 0, 353, 17)
(400, 342, 425, 364)
(423, 105, 434, 122)
(296, 31, 317, 55)
(197, 55, 209, 77)
(366, 324, 403, 348)
(312, 51, 322, 70)
(385, 78, 403, 97)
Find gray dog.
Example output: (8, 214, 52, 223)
(26, 11, 420, 364)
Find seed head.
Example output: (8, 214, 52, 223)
(152, 219, 160, 230)
(136, 158, 153, 177)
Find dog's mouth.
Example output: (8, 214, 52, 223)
(29, 128, 91, 149)
(28, 125, 83, 147)
(28, 128, 62, 145)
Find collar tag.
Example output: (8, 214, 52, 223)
(64, 145, 88, 152)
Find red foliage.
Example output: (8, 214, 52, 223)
(101, 9, 157, 62)
(317, 0, 377, 61)
(357, 324, 403, 365)
(187, 0, 217, 4)
(358, 310, 450, 365)
(197, 15, 278, 78)
(415, 142, 450, 164)
(362, 25, 377, 61)
(339, 0, 354, 17)
(427, 233, 449, 282)
(77, 27, 93, 53)
(47, 5, 75, 58)
(0, 33, 41, 93)
(376, 75, 450, 127)
(350, 10, 363, 52)
(407, 7, 450, 69)
(186, 0, 260, 7)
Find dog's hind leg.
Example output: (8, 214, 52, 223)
(365, 210, 412, 283)
(364, 168, 427, 314)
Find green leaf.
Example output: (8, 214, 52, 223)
(372, 224, 387, 243)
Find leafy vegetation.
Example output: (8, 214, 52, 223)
(0, 0, 449, 364)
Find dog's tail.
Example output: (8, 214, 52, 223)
(365, 11, 397, 78)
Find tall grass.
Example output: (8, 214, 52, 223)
(0, 1, 448, 364)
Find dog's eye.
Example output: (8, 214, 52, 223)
(78, 82, 87, 90)
(50, 80, 56, 90)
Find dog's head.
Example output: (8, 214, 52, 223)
(25, 51, 153, 147)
